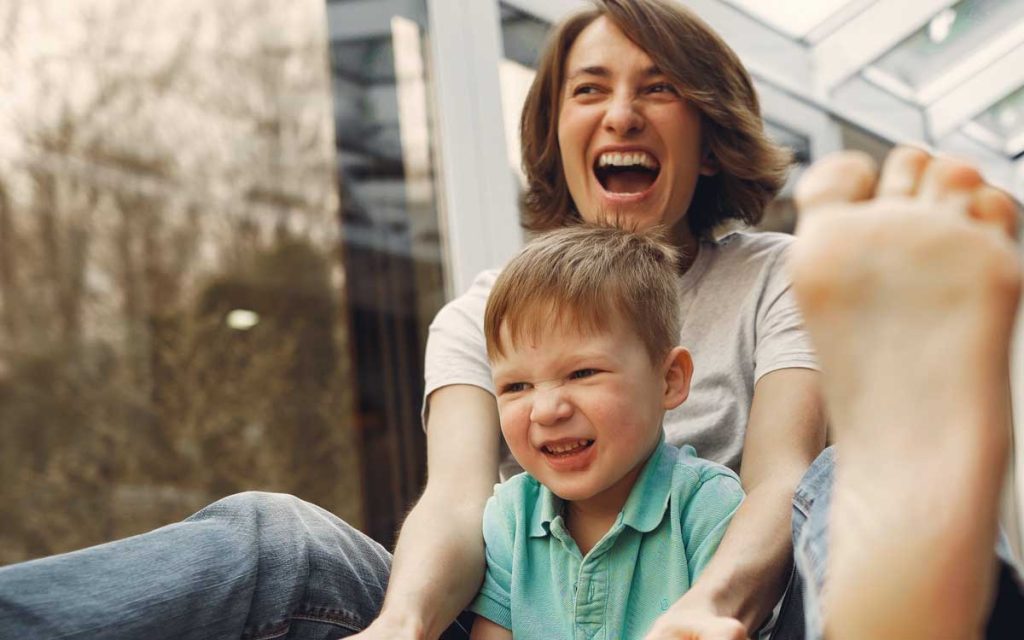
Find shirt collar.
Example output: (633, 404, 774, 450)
(620, 437, 674, 533)
(528, 435, 673, 538)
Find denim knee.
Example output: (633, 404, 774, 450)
(198, 490, 302, 519)
(192, 492, 393, 637)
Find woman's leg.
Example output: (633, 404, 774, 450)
(0, 492, 391, 639)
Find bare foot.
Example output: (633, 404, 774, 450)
(791, 147, 1022, 640)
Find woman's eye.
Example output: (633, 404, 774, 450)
(569, 369, 598, 380)
(647, 83, 677, 94)
(572, 84, 599, 96)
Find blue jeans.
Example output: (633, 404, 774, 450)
(790, 446, 1024, 640)
(0, 492, 472, 639)
(3, 472, 1020, 639)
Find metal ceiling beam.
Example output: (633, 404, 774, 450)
(927, 40, 1024, 141)
(812, 0, 955, 92)
(427, 0, 522, 296)
(915, 21, 1024, 105)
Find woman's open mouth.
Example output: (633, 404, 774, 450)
(594, 151, 660, 195)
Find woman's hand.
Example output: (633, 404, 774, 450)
(644, 607, 749, 640)
(345, 616, 424, 640)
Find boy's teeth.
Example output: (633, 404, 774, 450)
(545, 439, 591, 454)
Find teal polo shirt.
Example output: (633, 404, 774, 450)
(469, 440, 744, 640)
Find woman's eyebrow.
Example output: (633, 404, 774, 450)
(566, 65, 610, 80)
(565, 65, 664, 80)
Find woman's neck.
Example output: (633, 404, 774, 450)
(671, 222, 701, 274)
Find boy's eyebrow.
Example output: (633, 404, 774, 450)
(565, 64, 664, 81)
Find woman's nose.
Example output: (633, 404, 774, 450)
(529, 385, 573, 426)
(603, 94, 644, 136)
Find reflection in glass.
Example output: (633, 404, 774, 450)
(327, 0, 445, 546)
(0, 0, 358, 563)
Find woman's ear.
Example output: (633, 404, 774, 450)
(699, 148, 719, 176)
(662, 346, 693, 410)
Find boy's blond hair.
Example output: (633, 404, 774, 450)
(485, 224, 682, 363)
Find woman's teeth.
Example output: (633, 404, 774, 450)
(597, 151, 658, 169)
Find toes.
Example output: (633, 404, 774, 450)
(795, 151, 877, 213)
(876, 146, 930, 197)
(969, 186, 1020, 238)
(919, 157, 984, 203)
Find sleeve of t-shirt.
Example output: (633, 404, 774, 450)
(681, 471, 745, 583)
(468, 490, 515, 630)
(421, 269, 499, 428)
(753, 241, 819, 382)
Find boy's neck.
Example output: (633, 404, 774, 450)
(564, 461, 645, 556)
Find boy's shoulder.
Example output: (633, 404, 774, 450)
(492, 470, 541, 500)
(488, 472, 545, 520)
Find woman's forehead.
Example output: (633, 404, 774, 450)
(564, 16, 655, 74)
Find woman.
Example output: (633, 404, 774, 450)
(363, 1, 823, 638)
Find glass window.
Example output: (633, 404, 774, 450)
(327, 0, 444, 547)
(0, 0, 444, 563)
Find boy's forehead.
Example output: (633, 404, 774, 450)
(494, 303, 630, 354)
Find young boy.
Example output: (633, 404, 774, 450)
(468, 224, 745, 640)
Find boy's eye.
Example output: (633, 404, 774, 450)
(569, 368, 598, 380)
(502, 382, 529, 394)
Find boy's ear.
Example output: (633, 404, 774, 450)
(661, 346, 692, 410)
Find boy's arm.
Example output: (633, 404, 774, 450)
(646, 368, 825, 639)
(470, 617, 513, 640)
(354, 384, 502, 640)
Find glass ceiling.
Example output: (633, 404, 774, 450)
(867, 0, 1024, 103)
(969, 85, 1024, 158)
(722, 0, 863, 39)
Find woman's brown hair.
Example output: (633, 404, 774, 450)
(520, 0, 791, 238)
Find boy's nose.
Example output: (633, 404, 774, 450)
(529, 385, 573, 426)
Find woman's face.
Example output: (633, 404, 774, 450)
(557, 17, 715, 237)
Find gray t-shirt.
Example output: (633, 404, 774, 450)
(422, 231, 819, 478)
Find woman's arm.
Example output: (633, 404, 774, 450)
(470, 617, 513, 640)
(646, 368, 826, 639)
(354, 384, 502, 640)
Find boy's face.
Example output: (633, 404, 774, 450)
(490, 313, 691, 513)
